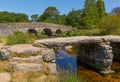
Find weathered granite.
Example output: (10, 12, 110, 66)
(42, 49, 55, 62)
(12, 55, 43, 63)
(48, 63, 57, 74)
(0, 48, 10, 60)
(8, 44, 43, 56)
(34, 35, 120, 75)
(34, 35, 120, 48)
(14, 63, 43, 72)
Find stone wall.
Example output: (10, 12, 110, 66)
(77, 40, 115, 74)
(110, 42, 120, 61)
(0, 22, 73, 35)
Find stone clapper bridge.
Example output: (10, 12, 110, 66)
(34, 35, 120, 75)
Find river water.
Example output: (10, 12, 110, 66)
(55, 49, 77, 74)
(55, 49, 120, 82)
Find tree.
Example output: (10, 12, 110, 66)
(80, 0, 99, 29)
(66, 9, 82, 28)
(31, 14, 39, 22)
(0, 12, 16, 23)
(15, 13, 29, 22)
(96, 0, 105, 18)
(38, 6, 59, 23)
(111, 7, 120, 16)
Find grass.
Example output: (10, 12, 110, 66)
(7, 31, 37, 45)
(57, 71, 85, 82)
(0, 60, 13, 73)
(78, 61, 120, 82)
(55, 28, 101, 37)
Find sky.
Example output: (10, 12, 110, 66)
(0, 0, 120, 17)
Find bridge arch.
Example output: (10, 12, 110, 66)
(27, 28, 37, 36)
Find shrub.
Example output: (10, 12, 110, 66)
(37, 31, 47, 39)
(99, 15, 120, 35)
(7, 31, 37, 45)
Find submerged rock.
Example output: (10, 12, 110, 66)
(42, 49, 55, 62)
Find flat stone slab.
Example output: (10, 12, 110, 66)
(8, 44, 43, 55)
(0, 73, 11, 82)
(12, 55, 43, 63)
(14, 63, 43, 72)
(34, 35, 120, 47)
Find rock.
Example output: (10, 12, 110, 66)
(7, 62, 18, 66)
(14, 63, 43, 72)
(48, 63, 57, 74)
(0, 48, 10, 60)
(100, 70, 115, 76)
(0, 73, 11, 82)
(8, 44, 43, 56)
(42, 49, 55, 62)
(12, 55, 43, 63)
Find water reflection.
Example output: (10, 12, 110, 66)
(55, 49, 77, 73)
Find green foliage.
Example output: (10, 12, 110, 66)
(55, 29, 100, 37)
(30, 14, 39, 22)
(7, 31, 37, 45)
(15, 13, 29, 22)
(37, 31, 47, 39)
(96, 0, 105, 18)
(66, 9, 82, 28)
(80, 0, 99, 29)
(38, 6, 60, 24)
(0, 12, 29, 23)
(99, 15, 120, 35)
(110, 7, 120, 17)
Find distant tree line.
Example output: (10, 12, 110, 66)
(0, 12, 29, 23)
(0, 0, 120, 30)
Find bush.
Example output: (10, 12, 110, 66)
(99, 15, 120, 35)
(37, 31, 47, 39)
(7, 31, 37, 45)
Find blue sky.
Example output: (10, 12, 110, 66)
(0, 0, 120, 17)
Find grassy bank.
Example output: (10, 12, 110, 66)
(78, 61, 120, 82)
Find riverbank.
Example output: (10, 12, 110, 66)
(78, 61, 120, 82)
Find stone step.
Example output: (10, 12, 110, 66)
(12, 55, 43, 63)
(14, 63, 43, 72)
(8, 44, 43, 56)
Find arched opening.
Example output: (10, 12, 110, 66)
(27, 28, 37, 36)
(56, 29, 62, 34)
(43, 28, 52, 36)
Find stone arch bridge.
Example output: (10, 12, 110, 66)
(34, 35, 120, 75)
(0, 22, 72, 35)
